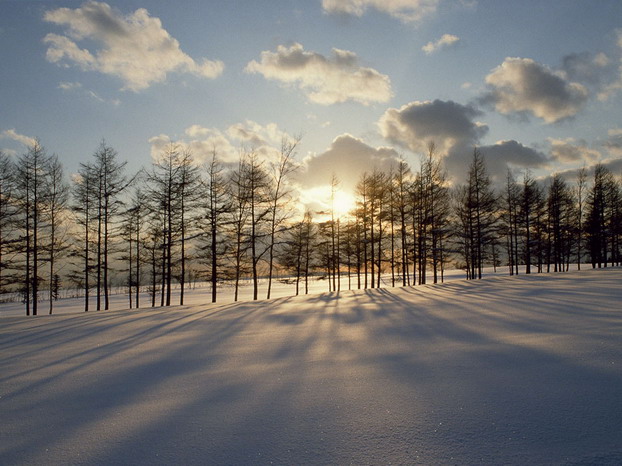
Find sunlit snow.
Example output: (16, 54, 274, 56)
(1, 268, 621, 464)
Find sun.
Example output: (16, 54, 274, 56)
(299, 185, 357, 219)
(332, 190, 356, 217)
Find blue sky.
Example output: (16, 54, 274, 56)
(1, 0, 622, 201)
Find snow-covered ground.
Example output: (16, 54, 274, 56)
(1, 267, 621, 465)
(0, 268, 479, 317)
(0, 265, 580, 317)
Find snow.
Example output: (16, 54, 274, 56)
(0, 266, 484, 317)
(1, 267, 621, 465)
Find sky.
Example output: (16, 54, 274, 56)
(1, 0, 622, 210)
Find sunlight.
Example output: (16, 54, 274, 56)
(300, 185, 356, 219)
(333, 190, 356, 217)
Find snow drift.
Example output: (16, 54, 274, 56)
(1, 268, 621, 465)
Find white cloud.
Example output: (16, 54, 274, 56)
(150, 121, 295, 166)
(0, 129, 36, 147)
(58, 81, 83, 91)
(245, 43, 392, 105)
(322, 0, 441, 23)
(44, 33, 96, 67)
(149, 130, 237, 166)
(548, 138, 601, 163)
(226, 121, 286, 147)
(422, 34, 460, 55)
(43, 1, 223, 91)
(482, 57, 589, 123)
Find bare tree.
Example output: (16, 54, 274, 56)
(44, 155, 70, 314)
(575, 166, 587, 270)
(72, 162, 97, 311)
(502, 169, 520, 275)
(370, 170, 389, 288)
(176, 149, 201, 305)
(120, 187, 145, 309)
(330, 174, 341, 292)
(394, 158, 412, 286)
(520, 171, 544, 274)
(145, 142, 184, 307)
(92, 141, 129, 310)
(266, 135, 300, 299)
(280, 210, 315, 296)
(0, 151, 16, 296)
(243, 149, 271, 300)
(455, 149, 498, 280)
(546, 174, 574, 273)
(14, 141, 51, 315)
(202, 150, 231, 303)
(416, 142, 450, 284)
(354, 173, 370, 288)
(586, 164, 621, 268)
(229, 156, 251, 302)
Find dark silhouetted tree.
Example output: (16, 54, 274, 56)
(14, 141, 51, 316)
(0, 151, 16, 296)
(44, 155, 70, 314)
(266, 135, 300, 299)
(201, 150, 231, 303)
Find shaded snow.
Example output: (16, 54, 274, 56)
(1, 268, 621, 464)
(0, 266, 507, 317)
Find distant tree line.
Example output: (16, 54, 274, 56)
(0, 138, 620, 315)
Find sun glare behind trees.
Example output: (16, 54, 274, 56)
(0, 137, 621, 316)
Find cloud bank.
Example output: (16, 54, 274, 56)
(43, 1, 224, 91)
(246, 43, 392, 105)
(378, 99, 551, 182)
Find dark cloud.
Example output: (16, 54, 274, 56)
(379, 99, 487, 156)
(445, 139, 549, 185)
(377, 99, 553, 183)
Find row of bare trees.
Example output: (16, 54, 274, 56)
(0, 138, 620, 315)
(0, 143, 69, 315)
(305, 144, 621, 293)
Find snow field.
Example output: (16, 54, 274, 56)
(1, 267, 621, 464)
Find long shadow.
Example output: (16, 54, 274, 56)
(1, 269, 621, 465)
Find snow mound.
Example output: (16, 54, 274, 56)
(1, 268, 621, 465)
